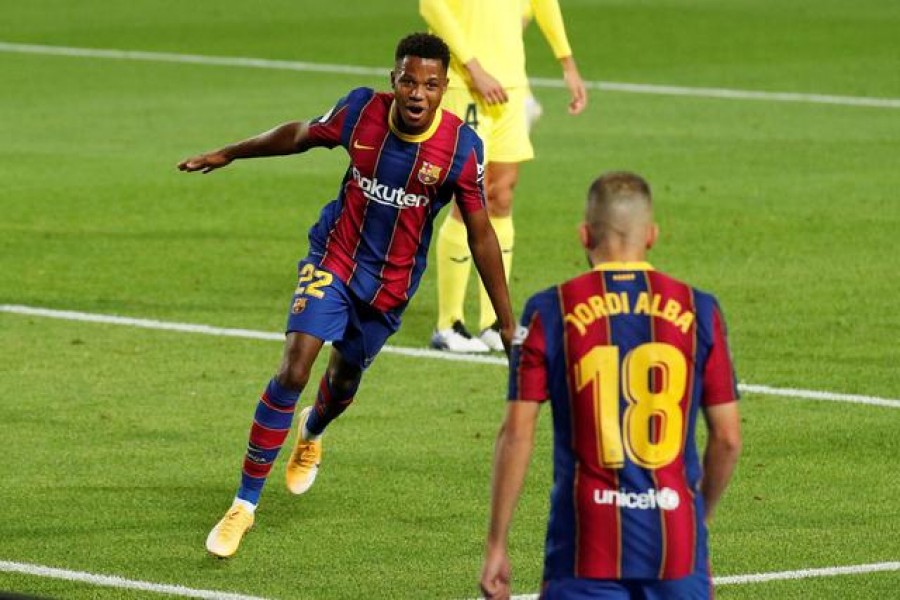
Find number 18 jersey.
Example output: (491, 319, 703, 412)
(509, 262, 739, 582)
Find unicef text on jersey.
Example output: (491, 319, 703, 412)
(593, 487, 681, 511)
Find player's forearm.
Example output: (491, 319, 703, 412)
(487, 420, 534, 547)
(219, 121, 308, 161)
(559, 55, 579, 76)
(701, 434, 741, 520)
(469, 231, 515, 330)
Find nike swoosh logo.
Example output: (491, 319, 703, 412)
(450, 256, 471, 264)
(353, 140, 376, 150)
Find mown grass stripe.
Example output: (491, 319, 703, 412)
(3, 304, 898, 408)
(2, 42, 899, 109)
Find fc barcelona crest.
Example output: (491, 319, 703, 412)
(417, 161, 442, 185)
(291, 297, 308, 314)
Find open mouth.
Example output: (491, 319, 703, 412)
(406, 105, 426, 118)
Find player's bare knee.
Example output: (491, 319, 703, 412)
(487, 184, 515, 216)
(275, 361, 312, 391)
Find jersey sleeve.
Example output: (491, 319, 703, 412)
(306, 93, 353, 149)
(508, 297, 549, 403)
(702, 302, 740, 406)
(453, 137, 487, 215)
(420, 0, 476, 65)
(532, 0, 573, 58)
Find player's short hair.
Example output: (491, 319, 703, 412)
(395, 33, 451, 70)
(588, 171, 652, 210)
(586, 172, 653, 241)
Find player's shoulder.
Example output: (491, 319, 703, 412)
(440, 109, 483, 150)
(556, 269, 602, 298)
(650, 269, 717, 302)
(343, 86, 380, 106)
(650, 269, 726, 328)
(523, 284, 562, 316)
(440, 105, 465, 129)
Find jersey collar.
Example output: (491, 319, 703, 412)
(389, 103, 443, 143)
(593, 261, 654, 271)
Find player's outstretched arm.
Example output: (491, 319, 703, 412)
(480, 401, 540, 600)
(701, 401, 742, 522)
(559, 55, 587, 115)
(177, 121, 312, 174)
(461, 208, 516, 353)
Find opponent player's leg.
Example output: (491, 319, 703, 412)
(475, 87, 533, 351)
(286, 346, 362, 494)
(433, 204, 490, 353)
(206, 331, 324, 558)
(433, 90, 490, 353)
(476, 160, 517, 350)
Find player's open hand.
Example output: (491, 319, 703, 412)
(466, 59, 509, 105)
(560, 56, 587, 115)
(177, 151, 232, 174)
(479, 546, 511, 600)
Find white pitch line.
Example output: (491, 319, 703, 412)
(3, 560, 897, 600)
(2, 41, 900, 109)
(714, 561, 900, 585)
(0, 560, 270, 600)
(2, 304, 899, 408)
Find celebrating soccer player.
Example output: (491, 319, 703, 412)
(178, 32, 515, 559)
(480, 172, 742, 599)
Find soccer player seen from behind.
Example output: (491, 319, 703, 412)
(480, 172, 742, 599)
(420, 0, 588, 353)
(177, 32, 515, 559)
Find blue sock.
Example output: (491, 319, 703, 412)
(236, 378, 300, 505)
(305, 375, 358, 437)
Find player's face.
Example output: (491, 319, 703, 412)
(390, 56, 448, 135)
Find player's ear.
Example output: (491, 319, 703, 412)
(646, 223, 659, 250)
(578, 222, 593, 250)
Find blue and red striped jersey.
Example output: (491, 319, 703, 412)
(508, 262, 739, 581)
(304, 87, 485, 312)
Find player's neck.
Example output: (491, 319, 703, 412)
(589, 247, 648, 267)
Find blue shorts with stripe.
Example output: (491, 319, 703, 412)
(284, 257, 401, 369)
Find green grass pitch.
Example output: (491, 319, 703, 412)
(1, 1, 899, 599)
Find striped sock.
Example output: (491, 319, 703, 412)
(237, 378, 300, 505)
(305, 375, 358, 438)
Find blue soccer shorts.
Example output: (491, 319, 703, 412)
(541, 565, 713, 599)
(284, 258, 401, 369)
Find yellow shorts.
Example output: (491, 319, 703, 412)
(442, 86, 534, 164)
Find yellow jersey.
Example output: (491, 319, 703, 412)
(420, 0, 573, 89)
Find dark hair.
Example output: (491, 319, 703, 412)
(395, 32, 450, 70)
